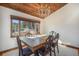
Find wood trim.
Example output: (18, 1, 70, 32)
(0, 47, 18, 56)
(61, 43, 79, 49)
(0, 52, 3, 56)
(10, 15, 14, 38)
(11, 15, 40, 23)
(0, 45, 26, 56)
(78, 49, 79, 56)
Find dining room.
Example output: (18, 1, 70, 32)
(0, 3, 79, 56)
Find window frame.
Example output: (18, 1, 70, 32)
(10, 15, 40, 37)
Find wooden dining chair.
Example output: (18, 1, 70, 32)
(16, 36, 33, 56)
(38, 35, 54, 56)
(51, 33, 59, 56)
(38, 33, 59, 56)
(49, 31, 59, 55)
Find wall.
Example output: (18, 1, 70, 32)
(0, 10, 2, 50)
(0, 6, 42, 51)
(43, 3, 79, 47)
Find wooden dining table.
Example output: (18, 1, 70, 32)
(20, 34, 48, 55)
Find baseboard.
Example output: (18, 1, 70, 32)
(61, 43, 79, 49)
(0, 45, 26, 56)
(0, 52, 3, 55)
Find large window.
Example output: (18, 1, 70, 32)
(11, 15, 40, 37)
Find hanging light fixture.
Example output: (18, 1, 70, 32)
(38, 4, 51, 18)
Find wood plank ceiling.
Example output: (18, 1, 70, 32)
(0, 3, 66, 19)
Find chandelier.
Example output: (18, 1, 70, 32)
(38, 4, 51, 18)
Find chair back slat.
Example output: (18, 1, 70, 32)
(54, 33, 59, 44)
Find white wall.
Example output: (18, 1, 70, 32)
(0, 11, 2, 50)
(43, 3, 79, 47)
(0, 6, 42, 51)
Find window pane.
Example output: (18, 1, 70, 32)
(27, 22, 31, 29)
(12, 19, 19, 37)
(20, 21, 30, 36)
(35, 23, 40, 34)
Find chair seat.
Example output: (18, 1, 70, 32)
(22, 47, 33, 56)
